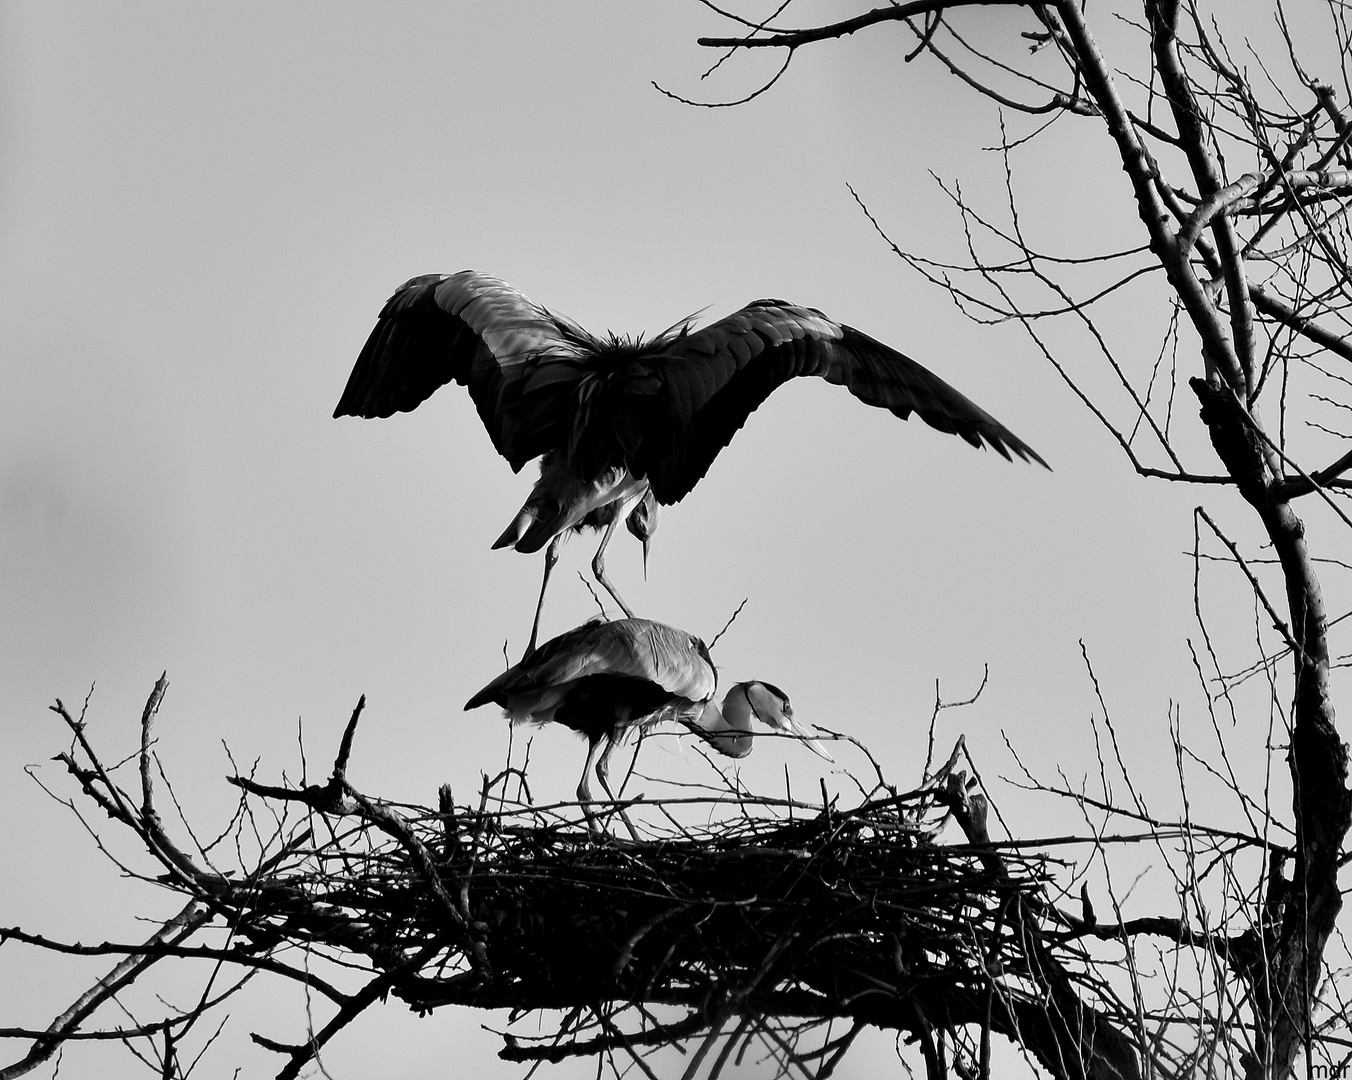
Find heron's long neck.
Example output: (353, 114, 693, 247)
(690, 687, 753, 759)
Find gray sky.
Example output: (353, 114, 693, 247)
(0, 3, 1305, 1077)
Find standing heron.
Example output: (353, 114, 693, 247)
(335, 271, 1046, 650)
(464, 617, 830, 830)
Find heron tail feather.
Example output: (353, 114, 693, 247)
(493, 498, 569, 554)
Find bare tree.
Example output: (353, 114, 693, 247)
(685, 1, 1352, 1076)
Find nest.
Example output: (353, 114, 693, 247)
(320, 785, 1040, 1021)
(37, 683, 1144, 1080)
(226, 729, 1116, 1077)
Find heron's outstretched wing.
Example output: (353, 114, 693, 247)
(624, 301, 1047, 503)
(464, 619, 716, 710)
(334, 271, 593, 470)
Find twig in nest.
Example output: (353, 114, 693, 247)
(708, 598, 749, 650)
(227, 697, 367, 816)
(578, 572, 609, 619)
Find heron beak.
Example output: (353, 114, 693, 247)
(786, 714, 834, 763)
(642, 535, 651, 580)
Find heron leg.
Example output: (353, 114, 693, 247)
(591, 517, 635, 619)
(578, 736, 603, 835)
(526, 535, 564, 656)
(595, 733, 641, 842)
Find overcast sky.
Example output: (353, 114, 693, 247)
(1, 4, 1328, 1077)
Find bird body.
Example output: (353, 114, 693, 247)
(336, 271, 1046, 647)
(491, 457, 648, 556)
(464, 617, 829, 824)
(465, 618, 717, 743)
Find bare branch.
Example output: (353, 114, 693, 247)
(0, 902, 211, 1080)
(696, 1, 1029, 51)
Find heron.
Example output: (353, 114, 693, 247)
(335, 271, 1047, 650)
(463, 617, 831, 831)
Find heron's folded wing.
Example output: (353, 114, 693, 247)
(465, 619, 715, 709)
(463, 621, 604, 710)
(625, 301, 1046, 503)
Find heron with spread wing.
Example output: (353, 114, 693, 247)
(335, 271, 1046, 650)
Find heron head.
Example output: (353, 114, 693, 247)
(696, 681, 834, 762)
(625, 490, 659, 578)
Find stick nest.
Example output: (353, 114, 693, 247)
(327, 787, 1041, 1019)
(37, 682, 1141, 1080)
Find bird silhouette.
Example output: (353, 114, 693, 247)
(463, 617, 830, 831)
(335, 271, 1046, 650)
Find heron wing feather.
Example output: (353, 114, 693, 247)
(334, 271, 591, 469)
(626, 301, 1045, 502)
(464, 619, 715, 710)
